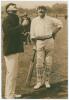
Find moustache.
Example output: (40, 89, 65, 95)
(39, 11, 44, 13)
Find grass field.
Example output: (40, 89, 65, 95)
(2, 16, 68, 98)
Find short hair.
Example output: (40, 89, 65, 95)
(37, 6, 47, 11)
(6, 3, 16, 13)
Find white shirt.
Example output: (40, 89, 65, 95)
(30, 15, 63, 49)
(30, 15, 63, 39)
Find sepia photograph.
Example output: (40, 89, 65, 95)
(1, 0, 68, 99)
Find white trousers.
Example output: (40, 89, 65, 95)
(4, 53, 19, 99)
(36, 38, 54, 83)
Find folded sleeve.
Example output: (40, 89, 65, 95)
(30, 20, 35, 39)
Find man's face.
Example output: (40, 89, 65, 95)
(12, 10, 17, 14)
(38, 8, 46, 18)
(8, 5, 18, 14)
(12, 5, 18, 14)
(23, 15, 27, 19)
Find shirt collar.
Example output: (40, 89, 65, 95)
(39, 14, 47, 20)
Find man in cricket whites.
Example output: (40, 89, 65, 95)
(30, 6, 63, 89)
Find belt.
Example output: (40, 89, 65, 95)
(37, 36, 53, 41)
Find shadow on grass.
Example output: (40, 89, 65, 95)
(20, 80, 68, 99)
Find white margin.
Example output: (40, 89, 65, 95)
(0, 0, 1, 99)
(0, 0, 68, 100)
(65, 1, 69, 100)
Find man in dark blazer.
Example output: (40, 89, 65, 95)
(2, 3, 25, 98)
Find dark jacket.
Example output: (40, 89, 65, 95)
(2, 13, 25, 56)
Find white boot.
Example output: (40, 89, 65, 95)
(45, 66, 51, 88)
(34, 82, 43, 89)
(45, 80, 51, 88)
(34, 68, 45, 89)
(15, 94, 22, 98)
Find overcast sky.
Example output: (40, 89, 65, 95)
(1, 1, 67, 9)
